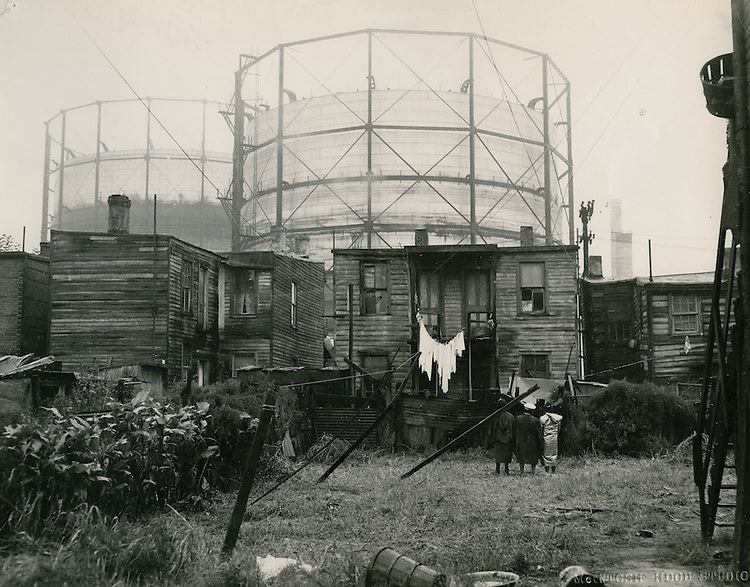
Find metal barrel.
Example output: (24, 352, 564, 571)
(366, 547, 447, 587)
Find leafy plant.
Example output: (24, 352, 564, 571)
(0, 391, 217, 539)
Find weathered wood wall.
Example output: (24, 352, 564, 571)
(581, 279, 643, 382)
(51, 231, 170, 370)
(640, 285, 715, 383)
(21, 254, 51, 356)
(50, 231, 220, 380)
(271, 255, 325, 368)
(166, 239, 221, 381)
(333, 250, 414, 384)
(495, 247, 579, 382)
(0, 254, 26, 355)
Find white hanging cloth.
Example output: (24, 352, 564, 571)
(417, 315, 465, 393)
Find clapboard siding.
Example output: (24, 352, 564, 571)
(219, 252, 324, 370)
(580, 279, 643, 381)
(647, 289, 715, 383)
(271, 255, 325, 367)
(401, 395, 494, 449)
(333, 245, 579, 449)
(50, 231, 221, 380)
(21, 255, 51, 356)
(495, 249, 579, 381)
(582, 276, 718, 384)
(0, 255, 26, 354)
(166, 240, 221, 380)
(333, 250, 414, 385)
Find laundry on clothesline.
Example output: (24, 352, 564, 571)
(417, 314, 465, 393)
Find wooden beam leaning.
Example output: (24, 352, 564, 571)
(317, 357, 419, 483)
(400, 385, 540, 480)
(222, 395, 276, 558)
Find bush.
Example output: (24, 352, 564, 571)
(0, 391, 217, 539)
(561, 380, 695, 457)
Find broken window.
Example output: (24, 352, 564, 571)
(233, 269, 257, 316)
(520, 353, 550, 378)
(671, 294, 701, 335)
(181, 260, 194, 314)
(519, 262, 545, 314)
(361, 262, 389, 315)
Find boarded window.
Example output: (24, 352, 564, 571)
(671, 294, 701, 335)
(181, 260, 194, 313)
(361, 262, 389, 315)
(519, 262, 545, 313)
(520, 353, 550, 378)
(232, 353, 257, 378)
(233, 269, 257, 315)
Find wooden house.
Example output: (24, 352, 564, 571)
(580, 272, 717, 385)
(0, 252, 50, 357)
(219, 251, 325, 374)
(49, 229, 221, 387)
(333, 242, 579, 449)
(48, 195, 326, 388)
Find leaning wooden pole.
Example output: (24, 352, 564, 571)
(400, 385, 539, 480)
(222, 395, 276, 558)
(318, 357, 419, 482)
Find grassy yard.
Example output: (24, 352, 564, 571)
(0, 450, 737, 586)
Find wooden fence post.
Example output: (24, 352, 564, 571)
(221, 396, 276, 557)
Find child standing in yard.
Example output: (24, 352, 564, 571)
(538, 401, 563, 474)
(491, 397, 516, 475)
(514, 403, 544, 475)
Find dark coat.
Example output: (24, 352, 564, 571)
(515, 413, 544, 465)
(492, 411, 516, 464)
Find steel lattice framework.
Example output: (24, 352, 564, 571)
(223, 29, 573, 259)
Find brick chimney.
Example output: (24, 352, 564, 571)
(107, 194, 131, 234)
(520, 226, 534, 247)
(415, 229, 429, 246)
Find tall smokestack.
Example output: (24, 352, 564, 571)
(107, 194, 131, 234)
(610, 199, 633, 278)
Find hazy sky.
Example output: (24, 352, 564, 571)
(0, 0, 731, 277)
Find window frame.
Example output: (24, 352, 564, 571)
(464, 269, 492, 338)
(518, 261, 546, 315)
(605, 300, 633, 342)
(290, 280, 298, 329)
(232, 352, 257, 378)
(181, 260, 194, 314)
(360, 261, 390, 316)
(519, 353, 551, 379)
(669, 293, 702, 336)
(417, 269, 442, 336)
(197, 265, 209, 329)
(232, 268, 258, 316)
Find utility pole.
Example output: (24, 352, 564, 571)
(578, 200, 595, 277)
